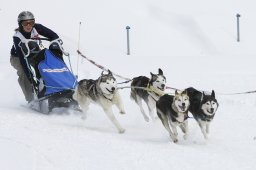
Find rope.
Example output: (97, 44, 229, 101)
(118, 85, 167, 95)
(117, 79, 133, 84)
(77, 50, 256, 96)
(166, 86, 179, 91)
(216, 90, 256, 95)
(77, 50, 179, 90)
(117, 86, 150, 91)
(196, 89, 256, 96)
(77, 50, 131, 81)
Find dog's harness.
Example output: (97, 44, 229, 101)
(102, 93, 113, 102)
(196, 113, 215, 122)
(88, 83, 113, 102)
(87, 82, 99, 102)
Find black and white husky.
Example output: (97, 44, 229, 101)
(130, 68, 166, 122)
(73, 70, 126, 133)
(156, 90, 190, 143)
(186, 87, 219, 139)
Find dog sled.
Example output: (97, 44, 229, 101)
(20, 38, 79, 113)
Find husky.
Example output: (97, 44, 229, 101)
(130, 68, 166, 122)
(73, 70, 126, 133)
(186, 87, 219, 139)
(156, 90, 190, 143)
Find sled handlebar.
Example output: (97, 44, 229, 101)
(49, 38, 70, 56)
(24, 38, 70, 57)
(31, 37, 51, 41)
(19, 39, 39, 58)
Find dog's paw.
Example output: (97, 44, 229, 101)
(183, 134, 188, 140)
(150, 116, 158, 122)
(173, 138, 178, 143)
(81, 114, 87, 120)
(144, 116, 150, 122)
(170, 135, 178, 143)
(154, 116, 159, 120)
(120, 111, 126, 114)
(118, 128, 126, 134)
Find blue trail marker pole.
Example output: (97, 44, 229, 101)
(126, 26, 131, 55)
(236, 13, 241, 42)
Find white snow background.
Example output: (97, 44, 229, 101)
(0, 0, 256, 169)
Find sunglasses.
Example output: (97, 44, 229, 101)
(21, 20, 35, 27)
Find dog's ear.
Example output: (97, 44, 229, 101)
(182, 89, 187, 95)
(211, 90, 215, 98)
(175, 90, 178, 95)
(150, 72, 158, 82)
(158, 68, 163, 75)
(101, 71, 104, 76)
(108, 69, 113, 75)
(150, 72, 156, 79)
(202, 91, 205, 97)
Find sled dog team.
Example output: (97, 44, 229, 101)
(73, 69, 219, 143)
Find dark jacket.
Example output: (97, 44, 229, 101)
(10, 23, 59, 78)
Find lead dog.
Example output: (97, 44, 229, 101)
(186, 87, 219, 139)
(73, 70, 126, 133)
(156, 90, 190, 143)
(130, 68, 166, 122)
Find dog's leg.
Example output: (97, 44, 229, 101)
(180, 120, 188, 140)
(170, 123, 178, 138)
(103, 107, 125, 134)
(73, 90, 89, 119)
(167, 121, 178, 143)
(206, 122, 210, 134)
(147, 97, 157, 121)
(157, 110, 177, 143)
(135, 95, 149, 122)
(113, 91, 126, 114)
(198, 120, 208, 139)
(79, 98, 90, 120)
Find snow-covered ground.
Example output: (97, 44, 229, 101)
(1, 0, 256, 169)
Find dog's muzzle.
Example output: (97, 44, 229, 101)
(207, 108, 215, 114)
(178, 103, 187, 112)
(106, 87, 115, 94)
(158, 84, 165, 91)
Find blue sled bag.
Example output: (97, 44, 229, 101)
(38, 49, 77, 95)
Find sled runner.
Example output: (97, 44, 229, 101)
(20, 38, 79, 113)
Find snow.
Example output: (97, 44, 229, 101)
(1, 0, 256, 169)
